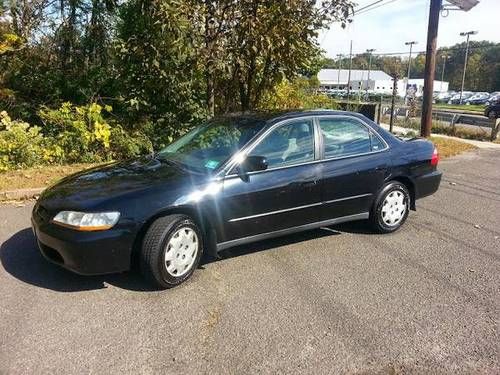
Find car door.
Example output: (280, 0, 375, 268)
(218, 118, 322, 243)
(316, 115, 390, 221)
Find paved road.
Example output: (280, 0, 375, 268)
(1, 149, 499, 374)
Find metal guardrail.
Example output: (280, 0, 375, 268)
(432, 110, 492, 128)
(381, 105, 500, 141)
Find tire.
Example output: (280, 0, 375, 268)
(370, 181, 410, 233)
(488, 110, 497, 120)
(140, 214, 203, 289)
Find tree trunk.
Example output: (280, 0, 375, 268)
(204, 0, 215, 117)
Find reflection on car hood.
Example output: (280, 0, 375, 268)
(38, 156, 209, 211)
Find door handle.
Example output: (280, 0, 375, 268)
(298, 179, 318, 187)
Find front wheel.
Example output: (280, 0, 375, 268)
(370, 182, 410, 233)
(140, 215, 203, 289)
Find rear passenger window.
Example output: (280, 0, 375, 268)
(319, 118, 373, 158)
(370, 132, 385, 151)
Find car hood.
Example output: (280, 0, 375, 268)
(38, 156, 211, 211)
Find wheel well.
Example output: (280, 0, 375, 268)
(131, 206, 217, 260)
(390, 176, 416, 210)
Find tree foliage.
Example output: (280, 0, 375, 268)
(0, 0, 354, 169)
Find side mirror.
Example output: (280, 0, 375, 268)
(238, 155, 268, 173)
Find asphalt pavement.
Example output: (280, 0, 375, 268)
(1, 148, 499, 374)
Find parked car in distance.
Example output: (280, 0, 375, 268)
(465, 92, 490, 105)
(434, 91, 455, 103)
(485, 99, 500, 119)
(486, 93, 500, 106)
(32, 110, 442, 289)
(448, 91, 473, 104)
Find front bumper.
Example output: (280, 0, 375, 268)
(415, 170, 442, 199)
(31, 207, 136, 275)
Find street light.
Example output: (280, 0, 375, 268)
(459, 30, 478, 104)
(405, 41, 418, 98)
(366, 49, 376, 93)
(336, 54, 343, 88)
(440, 54, 450, 92)
(446, 0, 479, 11)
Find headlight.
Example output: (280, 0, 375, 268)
(52, 211, 120, 231)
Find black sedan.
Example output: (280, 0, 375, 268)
(32, 110, 442, 288)
(485, 98, 500, 119)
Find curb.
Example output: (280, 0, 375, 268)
(0, 187, 45, 202)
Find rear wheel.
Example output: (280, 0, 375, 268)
(370, 182, 410, 233)
(140, 215, 203, 289)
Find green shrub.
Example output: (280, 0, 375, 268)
(39, 102, 112, 163)
(0, 111, 45, 171)
(0, 103, 156, 172)
(109, 126, 153, 159)
(39, 102, 152, 163)
(259, 78, 338, 111)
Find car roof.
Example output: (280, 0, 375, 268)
(213, 110, 363, 127)
(265, 109, 357, 124)
(222, 109, 359, 124)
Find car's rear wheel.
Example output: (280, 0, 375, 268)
(370, 181, 410, 233)
(140, 214, 203, 289)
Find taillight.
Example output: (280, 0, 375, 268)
(431, 147, 439, 166)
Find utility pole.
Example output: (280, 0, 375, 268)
(420, 0, 479, 138)
(346, 40, 353, 106)
(366, 49, 375, 94)
(440, 54, 450, 92)
(336, 54, 343, 89)
(420, 0, 441, 138)
(389, 74, 399, 134)
(459, 30, 478, 104)
(405, 41, 418, 96)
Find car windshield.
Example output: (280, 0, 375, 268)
(157, 117, 267, 172)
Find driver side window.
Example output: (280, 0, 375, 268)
(249, 120, 315, 169)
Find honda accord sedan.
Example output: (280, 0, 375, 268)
(32, 110, 442, 288)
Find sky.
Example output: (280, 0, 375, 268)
(318, 0, 500, 57)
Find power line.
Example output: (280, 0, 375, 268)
(354, 0, 401, 16)
(353, 0, 386, 14)
(331, 44, 495, 58)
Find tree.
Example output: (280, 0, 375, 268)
(114, 0, 207, 146)
(223, 0, 353, 111)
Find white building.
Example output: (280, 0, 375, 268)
(318, 69, 449, 97)
(398, 78, 449, 97)
(317, 69, 395, 94)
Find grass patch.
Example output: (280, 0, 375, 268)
(429, 136, 477, 158)
(434, 103, 485, 113)
(0, 163, 100, 191)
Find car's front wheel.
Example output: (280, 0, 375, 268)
(140, 214, 203, 289)
(370, 181, 410, 233)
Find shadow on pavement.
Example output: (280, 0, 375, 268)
(1, 221, 372, 292)
(202, 220, 375, 265)
(0, 228, 156, 292)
